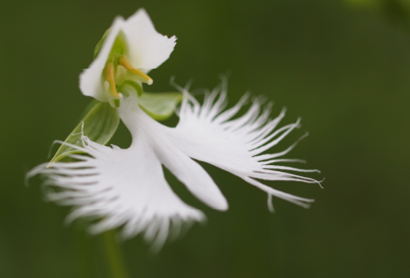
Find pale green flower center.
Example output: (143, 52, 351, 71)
(96, 31, 153, 107)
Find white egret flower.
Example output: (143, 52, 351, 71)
(28, 9, 321, 249)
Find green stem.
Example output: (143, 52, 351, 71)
(102, 230, 129, 278)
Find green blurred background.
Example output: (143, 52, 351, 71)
(1, 0, 410, 277)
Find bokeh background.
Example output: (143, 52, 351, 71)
(1, 0, 410, 277)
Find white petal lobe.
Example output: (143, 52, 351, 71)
(30, 131, 204, 247)
(122, 9, 176, 72)
(157, 141, 228, 211)
(170, 79, 321, 208)
(118, 96, 228, 211)
(79, 17, 125, 101)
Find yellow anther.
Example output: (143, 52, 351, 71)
(105, 62, 120, 98)
(119, 55, 153, 85)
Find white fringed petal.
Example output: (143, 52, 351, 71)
(169, 79, 321, 210)
(28, 95, 228, 247)
(29, 136, 204, 248)
(79, 9, 176, 101)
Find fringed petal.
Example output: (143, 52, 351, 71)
(170, 79, 321, 210)
(28, 130, 204, 249)
(28, 95, 230, 248)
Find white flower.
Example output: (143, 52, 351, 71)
(29, 79, 321, 248)
(28, 9, 321, 249)
(79, 9, 176, 107)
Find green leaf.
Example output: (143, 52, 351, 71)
(48, 101, 120, 165)
(138, 92, 183, 121)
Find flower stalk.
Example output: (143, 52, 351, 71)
(102, 230, 129, 278)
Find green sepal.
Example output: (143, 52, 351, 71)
(138, 92, 183, 121)
(48, 101, 120, 166)
(93, 29, 127, 61)
(94, 29, 110, 59)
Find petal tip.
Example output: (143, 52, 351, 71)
(210, 197, 229, 211)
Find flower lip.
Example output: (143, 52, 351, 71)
(79, 9, 176, 105)
(28, 79, 321, 247)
